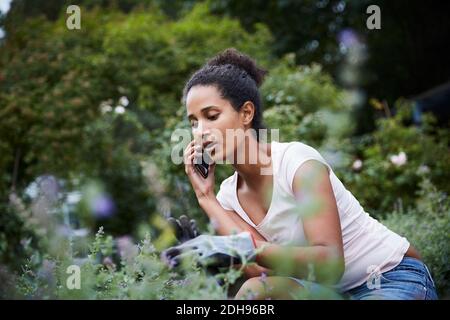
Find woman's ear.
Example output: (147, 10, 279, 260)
(240, 101, 255, 127)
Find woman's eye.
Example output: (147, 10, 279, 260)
(208, 114, 219, 121)
(190, 120, 198, 128)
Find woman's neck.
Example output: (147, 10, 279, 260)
(232, 137, 272, 190)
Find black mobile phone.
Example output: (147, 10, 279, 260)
(194, 157, 209, 178)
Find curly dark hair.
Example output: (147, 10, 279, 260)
(183, 48, 268, 141)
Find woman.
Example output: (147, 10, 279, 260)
(179, 48, 438, 300)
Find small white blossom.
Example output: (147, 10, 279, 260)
(115, 106, 126, 114)
(119, 96, 129, 107)
(352, 159, 363, 170)
(66, 192, 82, 205)
(72, 228, 89, 237)
(390, 151, 407, 167)
(100, 100, 113, 114)
(101, 104, 112, 114)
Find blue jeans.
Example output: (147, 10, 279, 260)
(290, 257, 438, 300)
(346, 257, 438, 300)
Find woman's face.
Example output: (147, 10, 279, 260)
(185, 85, 251, 163)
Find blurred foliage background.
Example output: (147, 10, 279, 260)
(0, 0, 449, 298)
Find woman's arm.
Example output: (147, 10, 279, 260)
(253, 160, 345, 285)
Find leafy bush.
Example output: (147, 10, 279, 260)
(0, 3, 273, 234)
(381, 178, 450, 297)
(0, 201, 42, 280)
(262, 55, 354, 146)
(13, 225, 240, 300)
(336, 100, 450, 215)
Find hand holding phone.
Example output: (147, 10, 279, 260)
(194, 156, 209, 178)
(185, 141, 215, 199)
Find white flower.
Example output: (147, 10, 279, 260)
(119, 96, 129, 107)
(100, 104, 112, 114)
(72, 228, 89, 237)
(115, 106, 125, 114)
(100, 100, 113, 114)
(66, 191, 82, 205)
(24, 182, 39, 199)
(390, 151, 407, 167)
(352, 159, 363, 170)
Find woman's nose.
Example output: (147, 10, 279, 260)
(193, 122, 210, 141)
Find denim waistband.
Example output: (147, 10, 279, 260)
(393, 257, 436, 288)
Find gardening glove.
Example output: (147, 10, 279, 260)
(167, 215, 200, 243)
(166, 215, 223, 282)
(161, 232, 257, 269)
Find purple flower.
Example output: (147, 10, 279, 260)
(91, 194, 116, 218)
(116, 236, 138, 262)
(338, 29, 360, 48)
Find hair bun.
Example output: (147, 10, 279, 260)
(207, 48, 268, 87)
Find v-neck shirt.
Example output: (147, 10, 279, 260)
(216, 141, 410, 292)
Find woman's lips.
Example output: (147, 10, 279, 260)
(203, 142, 217, 159)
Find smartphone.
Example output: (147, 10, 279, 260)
(194, 157, 209, 178)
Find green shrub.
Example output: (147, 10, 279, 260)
(0, 3, 273, 234)
(381, 178, 450, 297)
(337, 100, 450, 215)
(0, 207, 39, 280)
(262, 55, 354, 146)
(15, 227, 238, 300)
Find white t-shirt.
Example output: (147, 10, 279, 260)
(216, 141, 410, 292)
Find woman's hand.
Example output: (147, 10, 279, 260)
(184, 140, 216, 201)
